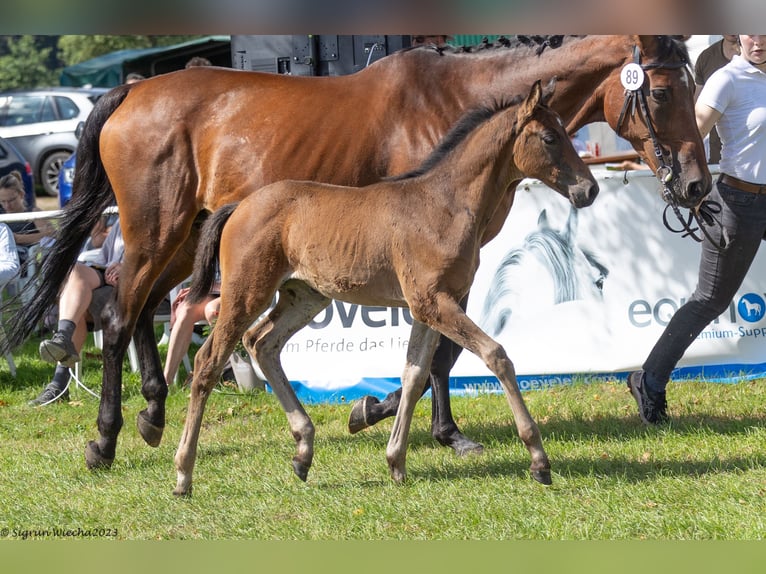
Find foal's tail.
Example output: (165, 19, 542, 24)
(188, 203, 239, 304)
(1, 84, 133, 352)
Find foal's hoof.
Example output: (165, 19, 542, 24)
(292, 458, 310, 482)
(84, 441, 114, 470)
(137, 410, 164, 447)
(172, 486, 193, 498)
(530, 468, 553, 486)
(348, 395, 378, 434)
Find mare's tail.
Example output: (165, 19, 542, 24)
(1, 84, 134, 352)
(187, 203, 239, 304)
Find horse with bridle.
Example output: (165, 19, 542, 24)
(5, 35, 709, 471)
(174, 80, 597, 494)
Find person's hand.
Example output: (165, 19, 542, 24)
(104, 262, 121, 286)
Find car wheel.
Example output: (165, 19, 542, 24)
(40, 150, 71, 197)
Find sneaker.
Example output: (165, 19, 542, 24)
(39, 331, 80, 368)
(28, 384, 70, 407)
(627, 370, 668, 425)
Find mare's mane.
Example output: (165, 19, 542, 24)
(387, 94, 526, 182)
(401, 34, 689, 63)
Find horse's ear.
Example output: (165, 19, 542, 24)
(537, 208, 550, 228)
(562, 205, 579, 241)
(520, 79, 543, 121)
(634, 35, 660, 58)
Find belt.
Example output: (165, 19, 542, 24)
(719, 174, 766, 195)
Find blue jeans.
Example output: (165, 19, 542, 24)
(643, 178, 766, 387)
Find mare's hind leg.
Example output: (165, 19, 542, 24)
(348, 294, 484, 456)
(421, 294, 551, 485)
(386, 321, 441, 483)
(84, 294, 132, 469)
(247, 280, 331, 482)
(135, 229, 198, 447)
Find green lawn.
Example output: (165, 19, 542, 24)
(1, 334, 766, 540)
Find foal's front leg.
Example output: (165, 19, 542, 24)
(386, 321, 441, 483)
(426, 294, 551, 485)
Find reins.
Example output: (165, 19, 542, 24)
(616, 45, 729, 251)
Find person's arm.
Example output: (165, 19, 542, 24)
(695, 102, 722, 140)
(0, 224, 20, 286)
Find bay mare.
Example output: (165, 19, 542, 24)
(4, 36, 709, 471)
(174, 81, 598, 494)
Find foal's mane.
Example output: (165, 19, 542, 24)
(387, 95, 525, 182)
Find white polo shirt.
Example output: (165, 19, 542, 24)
(698, 54, 766, 184)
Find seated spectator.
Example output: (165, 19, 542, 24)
(0, 171, 55, 268)
(164, 285, 220, 385)
(30, 219, 124, 406)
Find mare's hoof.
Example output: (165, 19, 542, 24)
(530, 468, 553, 486)
(292, 458, 310, 482)
(84, 441, 114, 470)
(348, 395, 378, 434)
(137, 410, 164, 447)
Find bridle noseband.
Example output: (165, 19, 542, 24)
(616, 45, 729, 251)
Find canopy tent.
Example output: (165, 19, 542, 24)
(59, 36, 231, 87)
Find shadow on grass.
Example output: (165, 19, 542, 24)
(398, 412, 766, 483)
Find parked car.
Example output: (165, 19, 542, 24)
(0, 135, 35, 209)
(58, 151, 76, 208)
(0, 87, 108, 197)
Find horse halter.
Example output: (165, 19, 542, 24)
(616, 45, 729, 251)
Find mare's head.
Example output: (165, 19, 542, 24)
(513, 80, 599, 209)
(600, 35, 710, 207)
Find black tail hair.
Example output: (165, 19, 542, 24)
(187, 203, 239, 304)
(1, 84, 133, 351)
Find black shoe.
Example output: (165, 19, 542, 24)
(28, 384, 70, 406)
(39, 331, 80, 368)
(627, 370, 668, 425)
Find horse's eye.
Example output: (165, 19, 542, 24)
(651, 89, 669, 103)
(542, 131, 557, 145)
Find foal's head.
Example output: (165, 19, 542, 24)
(513, 80, 598, 209)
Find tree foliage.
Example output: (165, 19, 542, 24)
(57, 35, 200, 67)
(0, 36, 58, 90)
(0, 35, 203, 90)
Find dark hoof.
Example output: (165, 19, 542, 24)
(172, 487, 193, 498)
(85, 441, 114, 470)
(292, 458, 310, 482)
(348, 395, 379, 434)
(530, 468, 553, 486)
(137, 410, 164, 447)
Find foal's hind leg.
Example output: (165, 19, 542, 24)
(421, 294, 551, 485)
(247, 281, 331, 482)
(174, 312, 248, 496)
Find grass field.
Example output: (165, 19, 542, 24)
(1, 332, 766, 541)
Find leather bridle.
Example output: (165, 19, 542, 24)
(616, 45, 729, 251)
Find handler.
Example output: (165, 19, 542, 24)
(628, 35, 766, 424)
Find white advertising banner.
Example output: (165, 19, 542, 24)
(258, 166, 766, 402)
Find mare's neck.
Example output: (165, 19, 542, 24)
(394, 37, 630, 133)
